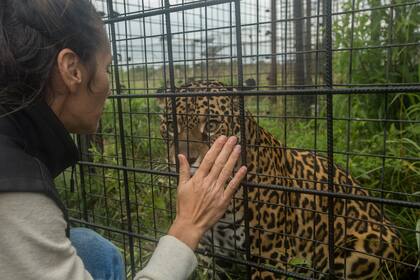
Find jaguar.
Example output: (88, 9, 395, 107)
(158, 80, 402, 279)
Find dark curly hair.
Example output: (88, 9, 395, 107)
(0, 0, 106, 114)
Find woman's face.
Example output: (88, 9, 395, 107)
(75, 47, 113, 134)
(50, 43, 113, 134)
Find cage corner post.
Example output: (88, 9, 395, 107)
(324, 0, 335, 279)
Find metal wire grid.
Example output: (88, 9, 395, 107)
(55, 0, 420, 279)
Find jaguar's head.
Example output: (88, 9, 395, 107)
(158, 81, 242, 174)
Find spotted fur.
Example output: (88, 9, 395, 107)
(158, 81, 402, 279)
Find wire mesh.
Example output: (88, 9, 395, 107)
(56, 0, 420, 279)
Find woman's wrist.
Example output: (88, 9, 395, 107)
(168, 219, 205, 250)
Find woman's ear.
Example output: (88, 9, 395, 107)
(56, 48, 83, 93)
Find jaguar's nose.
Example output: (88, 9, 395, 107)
(188, 157, 198, 166)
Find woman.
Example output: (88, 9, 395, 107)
(0, 1, 247, 279)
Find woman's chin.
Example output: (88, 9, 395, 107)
(68, 122, 99, 135)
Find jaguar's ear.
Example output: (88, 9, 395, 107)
(244, 78, 256, 90)
(156, 81, 176, 109)
(156, 85, 168, 109)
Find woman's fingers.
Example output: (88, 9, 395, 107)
(171, 136, 247, 250)
(223, 166, 247, 202)
(178, 154, 191, 185)
(214, 144, 241, 188)
(207, 136, 237, 181)
(195, 135, 227, 178)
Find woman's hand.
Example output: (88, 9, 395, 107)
(168, 135, 247, 250)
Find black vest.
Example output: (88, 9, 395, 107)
(0, 101, 79, 237)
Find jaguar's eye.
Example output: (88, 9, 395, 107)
(205, 120, 220, 133)
(166, 121, 175, 135)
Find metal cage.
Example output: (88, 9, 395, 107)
(56, 0, 420, 279)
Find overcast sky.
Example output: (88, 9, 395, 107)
(92, 0, 316, 66)
(90, 0, 379, 67)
